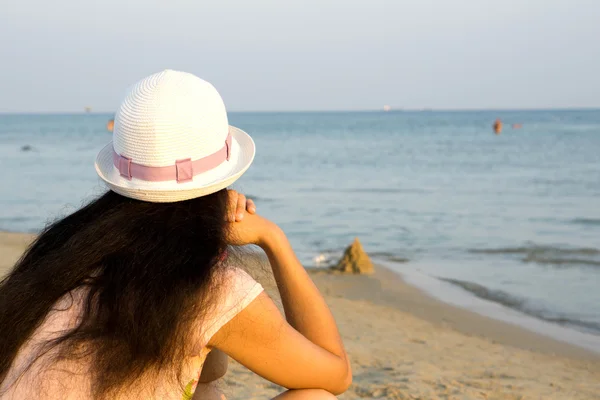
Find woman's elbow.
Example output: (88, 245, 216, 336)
(329, 364, 353, 395)
(331, 378, 352, 395)
(344, 369, 353, 389)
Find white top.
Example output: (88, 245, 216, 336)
(0, 267, 263, 400)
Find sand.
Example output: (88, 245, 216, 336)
(1, 231, 599, 399)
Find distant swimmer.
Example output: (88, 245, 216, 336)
(512, 123, 522, 129)
(107, 119, 114, 133)
(493, 118, 502, 135)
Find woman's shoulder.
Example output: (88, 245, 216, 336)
(219, 265, 262, 293)
(199, 265, 264, 346)
(215, 265, 264, 314)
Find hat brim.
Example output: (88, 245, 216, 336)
(95, 125, 255, 202)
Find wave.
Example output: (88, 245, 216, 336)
(370, 251, 410, 263)
(571, 218, 600, 226)
(469, 245, 600, 268)
(470, 246, 600, 256)
(340, 188, 428, 194)
(440, 278, 600, 335)
(440, 278, 525, 309)
(523, 255, 600, 267)
(298, 187, 428, 194)
(0, 216, 31, 223)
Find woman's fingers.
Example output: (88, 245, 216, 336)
(247, 198, 256, 214)
(226, 190, 256, 222)
(235, 193, 246, 221)
(227, 190, 238, 222)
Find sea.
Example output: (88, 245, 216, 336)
(1, 110, 599, 351)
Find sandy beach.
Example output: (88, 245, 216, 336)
(1, 231, 599, 399)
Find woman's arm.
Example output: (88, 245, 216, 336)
(208, 195, 351, 395)
(259, 226, 351, 382)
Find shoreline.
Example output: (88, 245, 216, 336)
(384, 261, 600, 356)
(310, 264, 600, 362)
(1, 231, 598, 361)
(2, 231, 600, 398)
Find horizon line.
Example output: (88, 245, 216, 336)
(1, 106, 600, 115)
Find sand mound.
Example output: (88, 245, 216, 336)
(334, 237, 374, 274)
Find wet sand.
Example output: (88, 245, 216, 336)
(1, 231, 599, 399)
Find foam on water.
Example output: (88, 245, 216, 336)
(470, 245, 600, 268)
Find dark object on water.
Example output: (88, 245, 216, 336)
(333, 237, 374, 274)
(20, 145, 33, 152)
(493, 119, 503, 135)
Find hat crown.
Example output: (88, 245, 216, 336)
(113, 70, 229, 167)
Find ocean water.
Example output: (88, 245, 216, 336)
(1, 111, 599, 345)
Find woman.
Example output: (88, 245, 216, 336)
(0, 70, 351, 399)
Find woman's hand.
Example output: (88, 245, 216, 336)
(225, 190, 256, 222)
(225, 190, 282, 247)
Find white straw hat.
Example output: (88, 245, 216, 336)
(95, 70, 255, 202)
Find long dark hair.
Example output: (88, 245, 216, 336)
(0, 189, 230, 398)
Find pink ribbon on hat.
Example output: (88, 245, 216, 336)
(113, 132, 232, 183)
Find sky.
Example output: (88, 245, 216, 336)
(0, 0, 599, 112)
